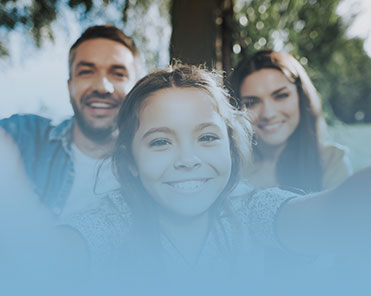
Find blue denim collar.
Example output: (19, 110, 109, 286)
(48, 117, 74, 155)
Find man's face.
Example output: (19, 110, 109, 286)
(68, 38, 137, 142)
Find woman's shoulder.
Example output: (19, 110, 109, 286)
(321, 143, 348, 161)
(320, 143, 353, 188)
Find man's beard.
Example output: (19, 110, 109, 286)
(71, 99, 118, 144)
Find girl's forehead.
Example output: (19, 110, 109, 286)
(139, 87, 219, 115)
(136, 87, 228, 130)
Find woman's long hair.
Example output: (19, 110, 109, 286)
(230, 50, 324, 192)
(112, 64, 253, 262)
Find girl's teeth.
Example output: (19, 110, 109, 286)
(170, 180, 206, 192)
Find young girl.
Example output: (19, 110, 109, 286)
(230, 50, 352, 192)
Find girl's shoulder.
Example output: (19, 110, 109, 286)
(229, 187, 299, 249)
(60, 190, 133, 265)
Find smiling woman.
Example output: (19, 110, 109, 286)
(230, 50, 353, 192)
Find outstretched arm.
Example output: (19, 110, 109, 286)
(276, 166, 371, 255)
(0, 127, 89, 282)
(0, 127, 52, 224)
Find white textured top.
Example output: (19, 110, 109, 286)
(64, 187, 298, 272)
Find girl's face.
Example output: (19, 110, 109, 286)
(239, 69, 300, 148)
(131, 87, 232, 217)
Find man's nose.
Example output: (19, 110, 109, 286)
(94, 75, 114, 94)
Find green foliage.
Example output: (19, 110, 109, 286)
(1, 0, 370, 122)
(0, 0, 171, 71)
(233, 0, 371, 123)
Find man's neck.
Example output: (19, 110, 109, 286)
(72, 122, 116, 159)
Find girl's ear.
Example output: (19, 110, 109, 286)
(129, 163, 139, 177)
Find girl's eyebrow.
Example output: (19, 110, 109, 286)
(271, 86, 288, 95)
(142, 127, 174, 139)
(195, 122, 221, 132)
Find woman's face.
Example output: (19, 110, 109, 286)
(239, 69, 300, 148)
(131, 87, 232, 217)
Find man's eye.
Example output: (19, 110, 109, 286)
(275, 93, 289, 100)
(113, 72, 126, 78)
(149, 139, 171, 147)
(199, 134, 219, 142)
(78, 70, 92, 76)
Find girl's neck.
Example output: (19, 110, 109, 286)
(158, 209, 210, 265)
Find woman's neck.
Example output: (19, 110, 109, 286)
(158, 210, 210, 265)
(248, 142, 287, 188)
(257, 141, 286, 162)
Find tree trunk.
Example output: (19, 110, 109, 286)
(170, 0, 218, 68)
(170, 0, 234, 73)
(220, 0, 234, 76)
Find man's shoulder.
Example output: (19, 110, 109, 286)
(0, 113, 73, 141)
(1, 113, 47, 127)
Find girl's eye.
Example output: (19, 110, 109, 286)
(275, 93, 289, 100)
(199, 134, 219, 142)
(149, 139, 171, 147)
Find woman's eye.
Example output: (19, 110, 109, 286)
(242, 97, 259, 108)
(275, 93, 289, 100)
(149, 139, 171, 147)
(199, 134, 219, 142)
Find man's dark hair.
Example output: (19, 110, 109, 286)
(68, 25, 140, 77)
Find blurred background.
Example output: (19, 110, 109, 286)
(0, 0, 370, 169)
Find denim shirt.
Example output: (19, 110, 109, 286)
(0, 114, 75, 215)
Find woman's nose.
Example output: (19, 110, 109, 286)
(260, 100, 277, 120)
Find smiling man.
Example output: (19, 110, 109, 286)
(0, 25, 142, 216)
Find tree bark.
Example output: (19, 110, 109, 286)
(170, 0, 234, 73)
(170, 0, 220, 68)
